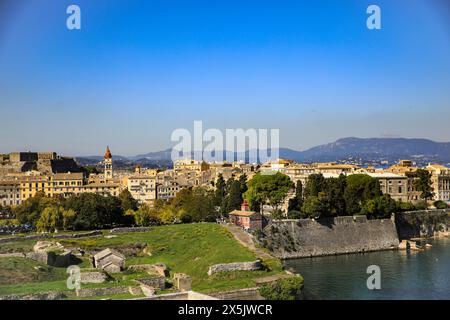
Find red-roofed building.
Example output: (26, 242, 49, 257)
(229, 200, 262, 231)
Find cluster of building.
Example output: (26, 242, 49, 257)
(0, 147, 121, 207)
(1, 146, 449, 209)
(261, 159, 450, 204)
(0, 147, 256, 208)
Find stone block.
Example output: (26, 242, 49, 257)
(207, 260, 262, 276)
(80, 272, 108, 284)
(173, 273, 192, 292)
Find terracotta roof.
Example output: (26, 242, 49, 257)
(229, 210, 258, 217)
(104, 146, 112, 159)
(53, 172, 84, 180)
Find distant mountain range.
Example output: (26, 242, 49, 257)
(280, 137, 450, 163)
(75, 137, 450, 166)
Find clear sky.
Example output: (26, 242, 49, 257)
(0, 0, 449, 156)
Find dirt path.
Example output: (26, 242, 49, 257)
(224, 224, 274, 260)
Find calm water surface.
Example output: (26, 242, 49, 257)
(284, 238, 450, 300)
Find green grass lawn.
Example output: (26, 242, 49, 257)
(0, 223, 286, 296)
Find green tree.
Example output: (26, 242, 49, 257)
(324, 174, 347, 216)
(244, 172, 294, 213)
(36, 206, 63, 232)
(344, 174, 382, 215)
(214, 174, 226, 207)
(288, 180, 303, 212)
(118, 189, 138, 211)
(64, 193, 126, 230)
(13, 191, 59, 226)
(413, 169, 434, 200)
(239, 174, 248, 194)
(301, 192, 330, 219)
(361, 195, 397, 219)
(304, 174, 326, 198)
(134, 204, 160, 226)
(223, 180, 243, 214)
(171, 187, 216, 222)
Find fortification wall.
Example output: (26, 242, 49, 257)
(395, 209, 450, 239)
(261, 216, 400, 259)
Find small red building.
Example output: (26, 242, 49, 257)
(229, 200, 262, 231)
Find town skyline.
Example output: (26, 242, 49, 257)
(2, 136, 450, 160)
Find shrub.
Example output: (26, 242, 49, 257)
(414, 200, 428, 210)
(259, 276, 303, 300)
(398, 201, 416, 212)
(434, 200, 448, 209)
(287, 210, 302, 219)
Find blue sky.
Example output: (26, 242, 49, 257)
(0, 0, 449, 156)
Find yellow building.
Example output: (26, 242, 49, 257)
(19, 175, 53, 201)
(52, 172, 84, 198)
(174, 159, 210, 172)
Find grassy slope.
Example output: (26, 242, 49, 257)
(0, 223, 285, 296)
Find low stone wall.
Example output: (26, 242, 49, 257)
(261, 216, 400, 259)
(207, 260, 262, 276)
(395, 209, 450, 239)
(80, 272, 108, 284)
(0, 291, 66, 300)
(110, 227, 151, 234)
(135, 277, 166, 290)
(135, 291, 218, 300)
(74, 285, 133, 298)
(0, 234, 45, 244)
(54, 230, 102, 239)
(0, 231, 102, 244)
(0, 252, 26, 258)
(209, 287, 263, 300)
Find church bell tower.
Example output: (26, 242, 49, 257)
(104, 146, 113, 181)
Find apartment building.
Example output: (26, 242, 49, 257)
(427, 164, 450, 202)
(0, 180, 20, 206)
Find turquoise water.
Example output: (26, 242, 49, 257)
(284, 238, 450, 300)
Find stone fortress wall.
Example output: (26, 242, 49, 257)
(260, 215, 400, 259)
(260, 209, 450, 259)
(395, 209, 450, 239)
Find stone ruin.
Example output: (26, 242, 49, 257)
(26, 241, 75, 268)
(173, 273, 192, 292)
(207, 260, 262, 276)
(127, 262, 169, 277)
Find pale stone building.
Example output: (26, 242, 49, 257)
(124, 173, 157, 204)
(174, 159, 210, 172)
(0, 180, 21, 206)
(426, 164, 450, 202)
(368, 172, 409, 202)
(52, 172, 84, 198)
